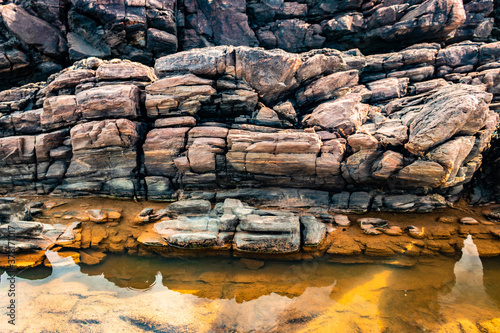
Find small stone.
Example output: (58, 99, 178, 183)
(53, 214, 62, 218)
(364, 228, 382, 235)
(384, 226, 404, 236)
(240, 258, 264, 270)
(407, 226, 425, 239)
(29, 208, 43, 216)
(75, 214, 90, 222)
(333, 214, 351, 226)
(62, 215, 74, 220)
(107, 210, 122, 221)
(438, 216, 458, 223)
(460, 217, 479, 225)
(139, 208, 154, 217)
(28, 201, 44, 208)
(86, 209, 108, 223)
(357, 218, 388, 230)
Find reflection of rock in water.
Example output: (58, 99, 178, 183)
(439, 235, 498, 323)
(453, 235, 485, 291)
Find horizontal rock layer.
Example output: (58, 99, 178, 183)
(0, 0, 496, 89)
(1, 40, 500, 210)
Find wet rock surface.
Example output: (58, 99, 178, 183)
(0, 197, 499, 269)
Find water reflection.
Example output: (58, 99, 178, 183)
(438, 235, 499, 328)
(0, 250, 500, 332)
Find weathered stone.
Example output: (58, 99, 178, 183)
(0, 220, 43, 238)
(300, 215, 326, 246)
(371, 151, 404, 180)
(166, 200, 212, 216)
(154, 116, 197, 128)
(367, 78, 409, 103)
(41, 95, 80, 131)
(460, 217, 479, 225)
(333, 214, 351, 226)
(86, 209, 108, 223)
(1, 4, 67, 57)
(406, 85, 492, 156)
(395, 160, 446, 187)
(357, 218, 388, 230)
(76, 84, 140, 119)
(96, 61, 156, 82)
(303, 94, 370, 135)
(295, 70, 358, 105)
(143, 127, 189, 177)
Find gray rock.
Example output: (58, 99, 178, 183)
(166, 200, 212, 216)
(357, 218, 388, 230)
(234, 232, 300, 253)
(300, 215, 326, 246)
(0, 220, 43, 238)
(0, 239, 42, 254)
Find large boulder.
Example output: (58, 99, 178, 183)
(405, 85, 493, 156)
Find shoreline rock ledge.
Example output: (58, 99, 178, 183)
(1, 40, 500, 212)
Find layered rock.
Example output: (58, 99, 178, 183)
(0, 41, 499, 211)
(0, 0, 495, 89)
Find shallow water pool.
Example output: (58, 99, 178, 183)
(0, 236, 499, 332)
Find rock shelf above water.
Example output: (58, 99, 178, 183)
(1, 197, 500, 269)
(1, 42, 500, 210)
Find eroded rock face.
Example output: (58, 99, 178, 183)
(405, 85, 492, 156)
(0, 0, 492, 89)
(0, 40, 499, 210)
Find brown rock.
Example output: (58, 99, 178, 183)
(395, 160, 446, 187)
(295, 70, 359, 105)
(42, 69, 95, 95)
(143, 127, 189, 177)
(1, 4, 67, 57)
(371, 151, 404, 180)
(76, 84, 140, 119)
(303, 93, 370, 135)
(154, 116, 197, 128)
(41, 95, 80, 131)
(96, 61, 156, 82)
(70, 119, 141, 151)
(405, 85, 492, 156)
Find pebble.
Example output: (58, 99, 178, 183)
(333, 215, 351, 226)
(460, 217, 479, 225)
(384, 226, 404, 236)
(86, 209, 108, 223)
(407, 226, 425, 239)
(357, 218, 388, 230)
(438, 216, 458, 224)
(364, 228, 382, 235)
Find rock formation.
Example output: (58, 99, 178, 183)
(0, 0, 499, 214)
(1, 37, 500, 212)
(0, 0, 496, 89)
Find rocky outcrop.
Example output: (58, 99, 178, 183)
(2, 197, 500, 270)
(1, 40, 500, 211)
(0, 0, 495, 89)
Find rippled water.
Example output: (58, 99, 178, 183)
(0, 236, 500, 332)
